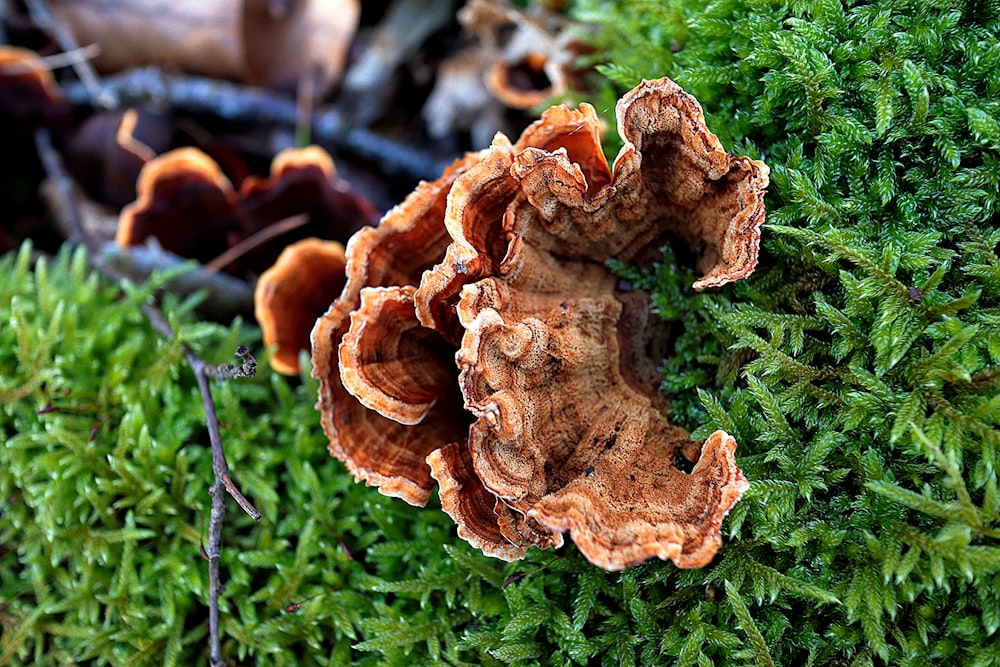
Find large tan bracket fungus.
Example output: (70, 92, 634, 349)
(312, 153, 483, 506)
(313, 77, 767, 570)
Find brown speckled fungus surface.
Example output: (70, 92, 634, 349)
(312, 77, 767, 570)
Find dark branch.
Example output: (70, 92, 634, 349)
(59, 68, 456, 182)
(206, 480, 226, 667)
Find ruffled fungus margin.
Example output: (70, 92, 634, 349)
(312, 77, 767, 570)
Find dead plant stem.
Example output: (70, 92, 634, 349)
(34, 127, 259, 667)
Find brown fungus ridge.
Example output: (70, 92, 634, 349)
(530, 431, 749, 570)
(254, 238, 347, 375)
(340, 285, 458, 425)
(415, 103, 609, 333)
(427, 441, 531, 561)
(310, 153, 484, 506)
(410, 77, 763, 569)
(512, 77, 770, 287)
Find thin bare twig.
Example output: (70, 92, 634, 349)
(207, 481, 226, 667)
(0, 43, 101, 75)
(202, 213, 309, 274)
(34, 127, 259, 666)
(195, 350, 261, 521)
(22, 0, 116, 108)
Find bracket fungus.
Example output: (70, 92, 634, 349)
(461, 0, 589, 110)
(312, 153, 482, 506)
(116, 147, 243, 264)
(238, 146, 377, 273)
(255, 238, 348, 375)
(116, 145, 376, 373)
(312, 77, 767, 570)
(117, 145, 376, 271)
(0, 46, 72, 129)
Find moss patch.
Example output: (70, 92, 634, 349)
(3, 0, 1000, 664)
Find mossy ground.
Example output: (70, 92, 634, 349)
(3, 0, 1000, 665)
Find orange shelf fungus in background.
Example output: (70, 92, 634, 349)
(462, 0, 588, 110)
(238, 146, 377, 274)
(115, 145, 376, 373)
(240, 146, 376, 237)
(116, 148, 242, 263)
(117, 145, 375, 270)
(312, 78, 768, 570)
(0, 46, 72, 128)
(255, 239, 347, 376)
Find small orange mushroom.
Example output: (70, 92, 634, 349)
(254, 238, 347, 375)
(313, 78, 766, 569)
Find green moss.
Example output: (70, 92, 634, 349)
(3, 0, 1000, 664)
(581, 0, 1000, 664)
(0, 243, 513, 665)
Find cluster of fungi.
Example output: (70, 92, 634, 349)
(6, 36, 767, 569)
(107, 74, 767, 570)
(114, 145, 376, 374)
(298, 78, 767, 571)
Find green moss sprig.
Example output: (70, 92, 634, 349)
(579, 0, 1000, 663)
